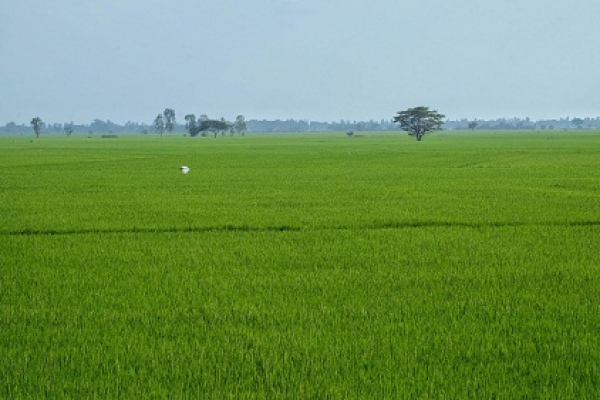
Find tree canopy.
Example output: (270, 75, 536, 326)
(199, 119, 231, 138)
(184, 114, 231, 137)
(393, 106, 445, 141)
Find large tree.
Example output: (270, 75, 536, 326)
(30, 117, 43, 138)
(163, 108, 176, 134)
(393, 106, 445, 141)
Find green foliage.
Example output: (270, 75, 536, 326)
(1, 131, 600, 397)
(393, 106, 445, 141)
(184, 115, 232, 137)
(199, 119, 231, 138)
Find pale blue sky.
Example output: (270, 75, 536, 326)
(1, 0, 599, 124)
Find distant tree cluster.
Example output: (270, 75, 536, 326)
(245, 118, 396, 132)
(444, 116, 600, 131)
(64, 122, 74, 136)
(153, 108, 176, 137)
(183, 114, 247, 137)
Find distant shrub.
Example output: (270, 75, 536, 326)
(346, 131, 354, 137)
(101, 135, 118, 139)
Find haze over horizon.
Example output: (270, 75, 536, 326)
(2, 1, 599, 125)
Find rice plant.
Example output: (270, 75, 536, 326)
(1, 131, 599, 397)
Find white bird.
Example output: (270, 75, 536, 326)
(180, 166, 190, 174)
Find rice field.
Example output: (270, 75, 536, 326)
(1, 131, 599, 398)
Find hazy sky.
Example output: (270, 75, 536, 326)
(2, 0, 599, 124)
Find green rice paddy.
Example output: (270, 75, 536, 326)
(1, 131, 599, 397)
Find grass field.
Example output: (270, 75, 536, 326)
(1, 131, 599, 397)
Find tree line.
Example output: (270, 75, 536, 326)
(24, 107, 445, 141)
(2, 111, 599, 136)
(1, 116, 398, 135)
(445, 116, 600, 131)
